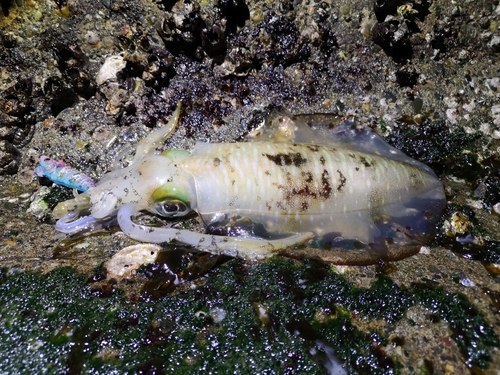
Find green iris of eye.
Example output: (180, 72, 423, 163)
(152, 184, 191, 205)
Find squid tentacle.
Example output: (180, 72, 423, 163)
(117, 205, 313, 260)
(55, 212, 116, 234)
(55, 212, 99, 234)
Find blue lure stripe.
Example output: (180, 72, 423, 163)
(37, 155, 96, 192)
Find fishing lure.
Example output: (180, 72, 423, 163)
(52, 104, 446, 264)
(35, 156, 96, 192)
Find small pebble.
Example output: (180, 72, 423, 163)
(339, 5, 351, 16)
(446, 108, 458, 124)
(85, 31, 100, 45)
(492, 202, 500, 216)
(92, 126, 113, 142)
(459, 274, 475, 287)
(488, 35, 500, 52)
(102, 36, 114, 49)
(33, 10, 43, 21)
(209, 307, 226, 323)
(486, 77, 500, 90)
(17, 168, 35, 185)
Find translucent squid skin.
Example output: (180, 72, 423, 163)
(184, 142, 443, 241)
(53, 105, 446, 264)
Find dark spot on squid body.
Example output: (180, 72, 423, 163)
(321, 170, 333, 198)
(359, 156, 372, 168)
(276, 201, 285, 210)
(409, 171, 424, 190)
(301, 171, 313, 183)
(291, 184, 317, 200)
(336, 170, 346, 192)
(263, 152, 307, 167)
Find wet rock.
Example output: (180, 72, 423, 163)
(0, 0, 13, 17)
(370, 0, 432, 62)
(43, 77, 80, 117)
(0, 139, 19, 174)
(474, 176, 500, 212)
(0, 111, 22, 129)
(52, 42, 97, 99)
(156, 0, 205, 60)
(0, 79, 40, 174)
(156, 0, 250, 62)
(489, 35, 500, 52)
(124, 50, 149, 74)
(374, 0, 429, 23)
(110, 26, 175, 91)
(26, 186, 52, 220)
(370, 20, 413, 63)
(0, 34, 17, 52)
(141, 45, 175, 89)
(219, 0, 249, 33)
(17, 167, 35, 185)
(214, 46, 253, 78)
(262, 12, 310, 66)
(395, 65, 419, 87)
(486, 77, 500, 91)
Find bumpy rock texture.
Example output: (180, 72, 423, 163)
(0, 0, 499, 373)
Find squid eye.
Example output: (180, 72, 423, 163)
(152, 199, 191, 218)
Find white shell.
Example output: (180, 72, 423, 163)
(105, 244, 162, 279)
(96, 55, 127, 85)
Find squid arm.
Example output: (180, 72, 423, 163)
(133, 102, 182, 162)
(117, 205, 314, 260)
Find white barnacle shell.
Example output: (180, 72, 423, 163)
(105, 244, 162, 279)
(96, 55, 127, 85)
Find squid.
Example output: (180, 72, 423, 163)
(51, 104, 446, 264)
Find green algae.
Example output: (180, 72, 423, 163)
(385, 121, 482, 177)
(0, 258, 498, 374)
(43, 186, 74, 211)
(411, 282, 500, 369)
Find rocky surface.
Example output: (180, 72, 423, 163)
(0, 0, 499, 373)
